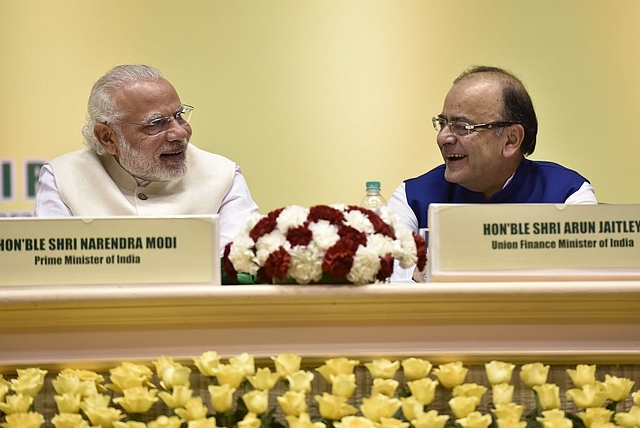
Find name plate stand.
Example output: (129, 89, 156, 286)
(427, 204, 640, 282)
(0, 215, 220, 286)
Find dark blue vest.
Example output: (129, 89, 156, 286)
(405, 159, 590, 228)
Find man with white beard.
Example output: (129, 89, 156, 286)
(34, 64, 258, 256)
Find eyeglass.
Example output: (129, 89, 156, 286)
(120, 104, 194, 136)
(432, 116, 515, 137)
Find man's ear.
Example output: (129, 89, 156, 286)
(94, 123, 119, 156)
(503, 123, 525, 158)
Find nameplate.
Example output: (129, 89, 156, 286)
(0, 215, 220, 286)
(427, 204, 640, 282)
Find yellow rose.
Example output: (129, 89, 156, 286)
(614, 406, 640, 428)
(603, 374, 635, 402)
(452, 383, 487, 400)
(330, 373, 357, 399)
(153, 356, 192, 391)
(51, 412, 92, 428)
(187, 417, 218, 428)
(242, 389, 269, 415)
(407, 377, 438, 406)
(365, 359, 400, 379)
(286, 412, 326, 428)
(378, 417, 411, 428)
(633, 391, 640, 407)
(237, 412, 262, 428)
(402, 358, 433, 381)
(360, 394, 402, 422)
(193, 351, 220, 377)
(448, 396, 480, 419)
(80, 392, 112, 410)
(113, 386, 159, 414)
(492, 383, 514, 405)
(0, 376, 11, 401)
(158, 385, 193, 409)
(532, 384, 561, 410)
(567, 365, 597, 388)
(230, 352, 256, 376)
(519, 363, 550, 388)
(411, 409, 449, 428)
(566, 382, 610, 409)
(0, 393, 34, 414)
(113, 421, 147, 428)
(147, 415, 183, 428)
(214, 363, 246, 389)
(577, 407, 614, 428)
(53, 392, 82, 413)
(492, 403, 524, 421)
(287, 370, 315, 393)
(456, 411, 493, 428)
(589, 423, 617, 428)
(52, 373, 96, 397)
(11, 368, 48, 398)
(108, 362, 154, 393)
(277, 390, 308, 416)
(174, 397, 209, 422)
(400, 396, 424, 421)
(247, 367, 280, 391)
(334, 416, 377, 428)
(371, 378, 399, 397)
(1, 412, 45, 428)
(316, 358, 360, 383)
(208, 384, 236, 413)
(485, 361, 515, 385)
(496, 419, 527, 428)
(314, 392, 358, 420)
(272, 354, 302, 378)
(432, 362, 468, 389)
(83, 405, 124, 428)
(59, 368, 105, 389)
(536, 410, 572, 428)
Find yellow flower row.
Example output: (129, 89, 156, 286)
(0, 354, 639, 428)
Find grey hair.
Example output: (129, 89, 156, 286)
(82, 64, 163, 154)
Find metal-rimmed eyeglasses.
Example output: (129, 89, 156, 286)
(120, 104, 194, 136)
(432, 116, 515, 137)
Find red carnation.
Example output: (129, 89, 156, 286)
(337, 225, 367, 251)
(308, 205, 344, 225)
(322, 241, 355, 279)
(286, 225, 313, 247)
(346, 206, 395, 239)
(414, 233, 427, 271)
(249, 208, 284, 241)
(222, 242, 238, 282)
(256, 266, 271, 284)
(376, 253, 394, 282)
(264, 246, 291, 281)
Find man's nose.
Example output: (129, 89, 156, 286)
(166, 118, 190, 140)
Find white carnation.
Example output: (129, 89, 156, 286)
(228, 235, 258, 273)
(347, 245, 381, 284)
(343, 209, 374, 234)
(255, 231, 288, 265)
(308, 220, 340, 250)
(276, 205, 309, 232)
(288, 243, 324, 284)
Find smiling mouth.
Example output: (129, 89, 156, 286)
(446, 154, 467, 161)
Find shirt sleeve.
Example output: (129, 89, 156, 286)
(565, 181, 598, 204)
(33, 164, 73, 217)
(218, 165, 259, 255)
(387, 182, 420, 283)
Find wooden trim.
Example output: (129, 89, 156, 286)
(2, 281, 640, 371)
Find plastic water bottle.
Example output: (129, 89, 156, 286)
(360, 181, 387, 210)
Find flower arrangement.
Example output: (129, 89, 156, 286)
(223, 204, 427, 285)
(0, 354, 639, 428)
